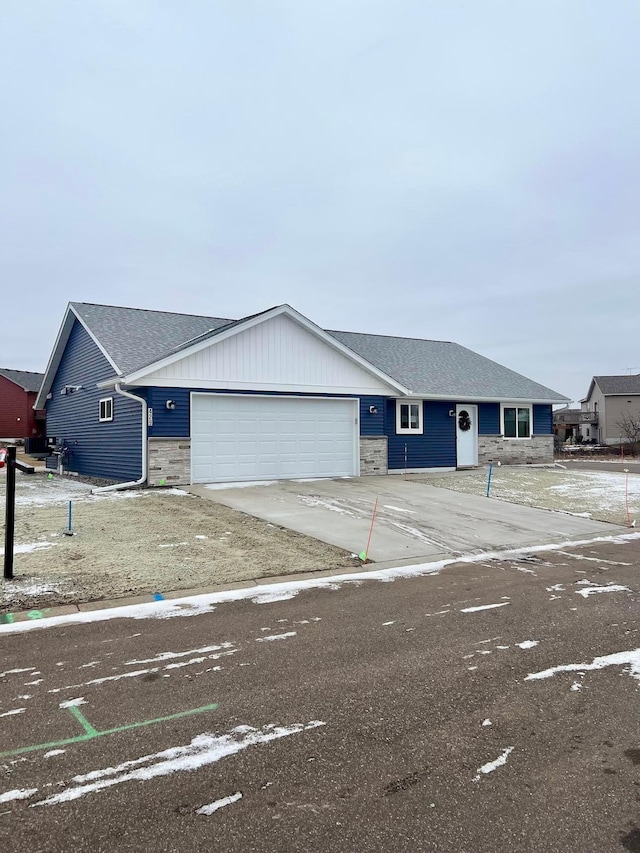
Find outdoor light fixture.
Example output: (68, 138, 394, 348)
(369, 405, 378, 414)
(165, 400, 176, 410)
(448, 410, 455, 417)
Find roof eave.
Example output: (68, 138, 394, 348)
(402, 392, 570, 404)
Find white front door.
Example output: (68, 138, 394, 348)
(190, 394, 359, 484)
(456, 404, 478, 468)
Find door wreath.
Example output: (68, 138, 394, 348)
(458, 410, 471, 431)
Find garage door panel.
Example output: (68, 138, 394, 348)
(191, 395, 358, 483)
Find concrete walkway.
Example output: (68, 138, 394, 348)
(189, 476, 620, 562)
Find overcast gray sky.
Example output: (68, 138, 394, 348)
(2, 1, 639, 402)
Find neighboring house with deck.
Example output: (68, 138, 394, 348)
(0, 368, 45, 441)
(579, 375, 640, 445)
(35, 302, 568, 485)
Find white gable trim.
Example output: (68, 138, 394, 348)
(35, 304, 122, 409)
(119, 305, 410, 394)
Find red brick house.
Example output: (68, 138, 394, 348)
(0, 368, 45, 440)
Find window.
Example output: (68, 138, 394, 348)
(396, 400, 423, 434)
(502, 404, 531, 439)
(99, 397, 113, 422)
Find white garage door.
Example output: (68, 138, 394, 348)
(191, 394, 359, 484)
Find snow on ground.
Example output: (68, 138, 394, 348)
(4, 531, 638, 635)
(525, 648, 640, 683)
(575, 584, 631, 598)
(473, 747, 514, 782)
(196, 792, 242, 815)
(425, 468, 640, 524)
(31, 721, 325, 807)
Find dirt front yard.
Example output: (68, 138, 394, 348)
(422, 466, 640, 525)
(0, 472, 360, 612)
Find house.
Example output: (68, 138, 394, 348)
(0, 368, 45, 441)
(579, 375, 640, 445)
(34, 302, 568, 485)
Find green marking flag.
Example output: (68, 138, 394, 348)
(47, 472, 53, 480)
(158, 478, 166, 486)
(359, 550, 367, 562)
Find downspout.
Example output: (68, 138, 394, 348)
(92, 383, 148, 494)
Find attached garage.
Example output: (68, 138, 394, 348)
(190, 394, 359, 484)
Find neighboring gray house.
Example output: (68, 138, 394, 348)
(580, 375, 640, 445)
(35, 302, 569, 485)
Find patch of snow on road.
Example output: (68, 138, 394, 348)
(383, 505, 417, 514)
(460, 603, 510, 614)
(195, 535, 208, 540)
(0, 667, 35, 678)
(517, 641, 539, 649)
(575, 584, 630, 598)
(0, 788, 38, 804)
(382, 621, 395, 626)
(0, 708, 26, 718)
(546, 584, 564, 592)
(44, 749, 66, 758)
(59, 698, 86, 708)
(525, 648, 640, 683)
(473, 747, 514, 782)
(33, 721, 325, 806)
(125, 643, 234, 666)
(482, 719, 492, 727)
(158, 542, 188, 548)
(571, 682, 582, 691)
(255, 631, 297, 642)
(196, 791, 242, 815)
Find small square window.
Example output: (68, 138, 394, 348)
(502, 404, 531, 439)
(396, 400, 423, 434)
(99, 397, 113, 422)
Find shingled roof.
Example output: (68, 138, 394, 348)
(0, 368, 44, 393)
(329, 330, 565, 401)
(71, 303, 233, 375)
(593, 375, 640, 395)
(36, 302, 569, 406)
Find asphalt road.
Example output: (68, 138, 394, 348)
(1, 535, 640, 853)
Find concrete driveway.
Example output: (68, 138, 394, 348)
(188, 476, 620, 562)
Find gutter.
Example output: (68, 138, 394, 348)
(92, 383, 148, 494)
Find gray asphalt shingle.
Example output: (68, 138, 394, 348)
(329, 330, 565, 401)
(594, 375, 640, 395)
(0, 368, 45, 393)
(71, 303, 233, 375)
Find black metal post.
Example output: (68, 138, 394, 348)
(4, 446, 16, 580)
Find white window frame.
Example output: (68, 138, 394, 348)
(99, 397, 114, 423)
(396, 400, 423, 434)
(501, 403, 532, 439)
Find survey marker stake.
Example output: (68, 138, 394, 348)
(359, 496, 379, 562)
(64, 500, 74, 536)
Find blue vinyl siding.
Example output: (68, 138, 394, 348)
(46, 321, 142, 481)
(359, 396, 385, 436)
(478, 402, 500, 435)
(386, 400, 456, 469)
(533, 404, 553, 435)
(145, 388, 384, 439)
